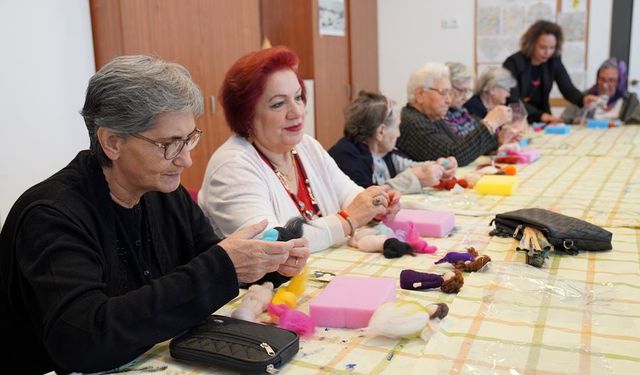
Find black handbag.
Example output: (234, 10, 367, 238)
(489, 208, 613, 255)
(170, 315, 299, 374)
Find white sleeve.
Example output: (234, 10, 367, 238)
(384, 169, 423, 194)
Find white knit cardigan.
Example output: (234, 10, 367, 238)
(199, 134, 363, 252)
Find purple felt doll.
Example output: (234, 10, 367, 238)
(400, 269, 464, 294)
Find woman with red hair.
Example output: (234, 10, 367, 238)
(199, 46, 400, 252)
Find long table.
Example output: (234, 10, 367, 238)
(105, 126, 640, 375)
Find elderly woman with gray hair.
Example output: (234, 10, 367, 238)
(396, 62, 513, 166)
(329, 91, 457, 194)
(464, 67, 517, 119)
(0, 55, 308, 374)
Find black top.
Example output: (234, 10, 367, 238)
(395, 105, 499, 166)
(0, 151, 240, 374)
(328, 137, 398, 188)
(503, 51, 584, 122)
(463, 94, 488, 119)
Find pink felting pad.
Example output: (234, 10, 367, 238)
(507, 147, 539, 163)
(385, 209, 455, 237)
(309, 276, 396, 328)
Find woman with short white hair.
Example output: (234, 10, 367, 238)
(464, 67, 517, 119)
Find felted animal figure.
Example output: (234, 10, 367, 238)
(366, 300, 450, 341)
(231, 282, 274, 322)
(399, 269, 464, 294)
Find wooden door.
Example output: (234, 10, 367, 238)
(348, 0, 379, 100)
(311, 0, 351, 149)
(90, 0, 260, 189)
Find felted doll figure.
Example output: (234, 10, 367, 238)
(366, 300, 450, 341)
(349, 222, 436, 258)
(400, 269, 464, 294)
(435, 247, 491, 272)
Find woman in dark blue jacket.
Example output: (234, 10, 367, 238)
(329, 91, 457, 193)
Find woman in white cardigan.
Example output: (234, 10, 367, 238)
(199, 47, 400, 252)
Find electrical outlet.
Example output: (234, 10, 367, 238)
(441, 18, 459, 29)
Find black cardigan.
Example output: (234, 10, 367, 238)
(463, 94, 488, 119)
(503, 51, 584, 122)
(0, 151, 240, 374)
(328, 137, 398, 188)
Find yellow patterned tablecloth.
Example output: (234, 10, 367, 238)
(110, 126, 640, 375)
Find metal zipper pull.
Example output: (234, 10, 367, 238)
(266, 364, 278, 374)
(261, 342, 276, 356)
(513, 224, 523, 238)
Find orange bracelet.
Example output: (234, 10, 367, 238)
(338, 210, 354, 237)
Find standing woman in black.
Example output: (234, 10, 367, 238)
(503, 20, 598, 123)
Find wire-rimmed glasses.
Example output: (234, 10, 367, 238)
(130, 128, 202, 160)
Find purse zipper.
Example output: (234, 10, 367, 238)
(261, 342, 276, 356)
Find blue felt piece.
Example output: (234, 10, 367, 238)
(544, 124, 571, 134)
(260, 228, 279, 241)
(587, 119, 609, 128)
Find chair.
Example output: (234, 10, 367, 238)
(186, 187, 199, 203)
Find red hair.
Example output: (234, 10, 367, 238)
(220, 46, 306, 138)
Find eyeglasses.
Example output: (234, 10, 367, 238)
(130, 128, 202, 160)
(452, 86, 472, 96)
(597, 77, 618, 85)
(428, 87, 453, 97)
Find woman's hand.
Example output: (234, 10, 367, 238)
(219, 220, 291, 283)
(437, 156, 457, 180)
(412, 162, 444, 187)
(540, 113, 564, 124)
(342, 186, 390, 228)
(380, 188, 401, 221)
(498, 124, 522, 145)
(484, 105, 513, 131)
(276, 237, 310, 277)
(583, 94, 599, 108)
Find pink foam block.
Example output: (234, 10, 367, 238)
(507, 147, 539, 163)
(385, 209, 455, 237)
(309, 276, 396, 328)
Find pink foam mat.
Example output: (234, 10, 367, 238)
(309, 276, 396, 328)
(385, 209, 455, 237)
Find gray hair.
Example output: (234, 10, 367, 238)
(406, 63, 450, 103)
(446, 61, 474, 86)
(344, 91, 398, 143)
(476, 67, 516, 96)
(81, 55, 204, 167)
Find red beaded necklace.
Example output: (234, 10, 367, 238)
(254, 145, 321, 220)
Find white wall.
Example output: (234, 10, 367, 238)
(378, 0, 475, 105)
(0, 0, 95, 225)
(378, 0, 613, 107)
